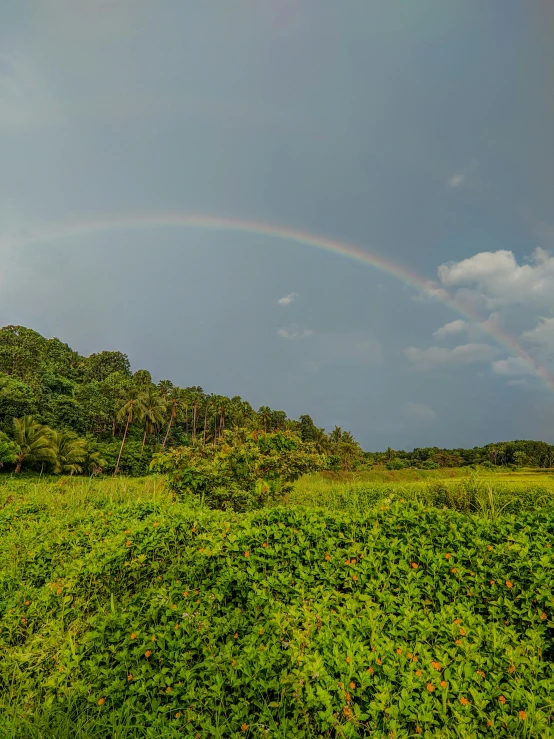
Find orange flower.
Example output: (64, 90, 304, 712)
(426, 683, 435, 692)
(487, 545, 493, 551)
(459, 696, 469, 706)
(352, 574, 358, 581)
(396, 648, 403, 655)
(459, 628, 466, 636)
(454, 619, 461, 625)
(183, 591, 188, 597)
(244, 551, 250, 558)
(24, 600, 30, 606)
(487, 720, 493, 727)
(498, 695, 506, 705)
(349, 681, 356, 690)
(144, 650, 152, 658)
(415, 728, 422, 734)
(431, 661, 441, 670)
(98, 697, 105, 705)
(415, 670, 422, 677)
(476, 670, 485, 678)
(124, 529, 131, 534)
(451, 568, 457, 574)
(241, 724, 248, 732)
(411, 562, 419, 569)
(507, 665, 515, 673)
(127, 674, 133, 681)
(130, 632, 137, 640)
(407, 652, 413, 659)
(324, 554, 330, 561)
(346, 656, 352, 664)
(175, 623, 179, 630)
(445, 553, 451, 559)
(440, 680, 447, 689)
(231, 659, 236, 667)
(455, 639, 462, 646)
(175, 712, 181, 719)
(234, 632, 238, 638)
(126, 540, 132, 547)
(262, 542, 267, 548)
(506, 580, 513, 588)
(367, 666, 374, 674)
(539, 612, 547, 620)
(518, 711, 526, 720)
(165, 686, 172, 693)
(377, 658, 382, 665)
(151, 635, 156, 641)
(490, 580, 496, 585)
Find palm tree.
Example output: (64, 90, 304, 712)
(258, 406, 271, 433)
(13, 416, 55, 473)
(50, 431, 87, 475)
(141, 387, 167, 453)
(114, 389, 147, 476)
(162, 388, 183, 448)
(83, 445, 107, 476)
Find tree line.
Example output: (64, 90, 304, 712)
(1, 325, 552, 476)
(0, 325, 363, 475)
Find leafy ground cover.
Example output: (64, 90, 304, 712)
(1, 474, 553, 738)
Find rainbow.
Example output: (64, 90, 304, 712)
(16, 212, 554, 392)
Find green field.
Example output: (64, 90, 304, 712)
(1, 472, 553, 738)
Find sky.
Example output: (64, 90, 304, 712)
(1, 1, 554, 450)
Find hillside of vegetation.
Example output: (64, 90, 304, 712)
(1, 325, 553, 480)
(1, 474, 553, 738)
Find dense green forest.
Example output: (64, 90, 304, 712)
(0, 325, 552, 475)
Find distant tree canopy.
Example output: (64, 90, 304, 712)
(0, 325, 363, 475)
(366, 441, 554, 469)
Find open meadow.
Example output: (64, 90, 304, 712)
(1, 470, 553, 739)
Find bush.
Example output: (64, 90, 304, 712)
(152, 429, 325, 511)
(386, 457, 408, 470)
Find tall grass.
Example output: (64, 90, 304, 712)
(289, 471, 554, 517)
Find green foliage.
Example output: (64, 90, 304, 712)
(0, 375, 37, 428)
(152, 429, 326, 511)
(12, 415, 55, 473)
(0, 476, 553, 737)
(49, 431, 87, 475)
(386, 457, 408, 470)
(0, 431, 18, 468)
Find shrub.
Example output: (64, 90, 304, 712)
(152, 428, 325, 510)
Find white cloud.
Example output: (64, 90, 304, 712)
(448, 173, 465, 188)
(433, 319, 467, 340)
(405, 343, 497, 371)
(491, 357, 533, 377)
(447, 159, 478, 189)
(277, 324, 312, 340)
(437, 247, 554, 310)
(522, 317, 554, 353)
(277, 292, 296, 306)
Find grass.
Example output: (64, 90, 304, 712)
(0, 471, 553, 738)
